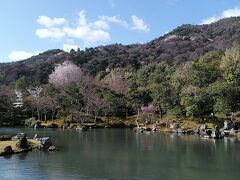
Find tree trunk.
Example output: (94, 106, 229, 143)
(51, 110, 56, 121)
(135, 107, 140, 127)
(125, 106, 128, 118)
(94, 115, 97, 125)
(37, 108, 40, 120)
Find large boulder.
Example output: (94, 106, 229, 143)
(224, 121, 233, 130)
(48, 146, 56, 151)
(31, 121, 41, 128)
(211, 125, 223, 139)
(3, 146, 14, 155)
(39, 137, 52, 150)
(33, 134, 39, 140)
(170, 123, 179, 129)
(229, 128, 236, 137)
(16, 134, 29, 149)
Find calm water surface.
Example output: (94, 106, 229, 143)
(0, 128, 240, 180)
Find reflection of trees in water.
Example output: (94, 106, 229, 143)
(2, 129, 240, 179)
(135, 131, 154, 151)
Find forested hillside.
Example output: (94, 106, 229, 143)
(1, 17, 240, 85)
(1, 17, 240, 126)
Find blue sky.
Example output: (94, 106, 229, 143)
(1, 0, 240, 62)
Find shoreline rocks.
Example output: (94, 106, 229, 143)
(1, 133, 57, 156)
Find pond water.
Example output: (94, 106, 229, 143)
(0, 128, 240, 180)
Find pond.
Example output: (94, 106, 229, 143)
(0, 128, 240, 180)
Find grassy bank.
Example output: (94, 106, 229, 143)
(0, 139, 38, 156)
(28, 114, 217, 130)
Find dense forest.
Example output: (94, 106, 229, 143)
(1, 17, 240, 126)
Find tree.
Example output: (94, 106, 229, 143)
(44, 84, 60, 121)
(49, 61, 83, 88)
(148, 63, 173, 118)
(27, 86, 43, 120)
(104, 69, 128, 94)
(86, 88, 106, 125)
(220, 45, 240, 84)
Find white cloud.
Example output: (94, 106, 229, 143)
(223, 7, 240, 17)
(36, 28, 66, 39)
(8, 50, 40, 61)
(201, 17, 218, 25)
(201, 7, 240, 25)
(35, 10, 149, 46)
(37, 16, 66, 27)
(131, 15, 150, 32)
(78, 10, 87, 26)
(91, 20, 110, 30)
(99, 15, 129, 28)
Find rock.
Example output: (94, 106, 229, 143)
(170, 123, 179, 129)
(152, 125, 156, 132)
(3, 146, 14, 155)
(186, 129, 194, 135)
(33, 134, 38, 139)
(145, 127, 152, 132)
(62, 123, 68, 129)
(177, 128, 184, 134)
(48, 146, 56, 151)
(30, 121, 41, 128)
(199, 124, 206, 131)
(204, 129, 212, 137)
(223, 130, 230, 137)
(224, 121, 233, 130)
(229, 128, 236, 137)
(211, 125, 223, 139)
(16, 135, 29, 149)
(76, 125, 88, 131)
(39, 137, 52, 150)
(11, 133, 26, 141)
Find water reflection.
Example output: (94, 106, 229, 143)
(1, 128, 240, 180)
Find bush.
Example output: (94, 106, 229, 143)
(0, 135, 12, 141)
(25, 117, 37, 126)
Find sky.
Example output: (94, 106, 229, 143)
(1, 0, 240, 62)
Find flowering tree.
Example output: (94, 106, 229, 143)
(49, 61, 83, 88)
(141, 104, 155, 115)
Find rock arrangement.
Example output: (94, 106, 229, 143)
(3, 146, 14, 155)
(133, 120, 240, 139)
(168, 121, 240, 139)
(15, 133, 29, 149)
(33, 134, 57, 151)
(1, 133, 57, 156)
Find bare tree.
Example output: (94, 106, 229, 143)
(104, 70, 128, 94)
(27, 86, 43, 120)
(86, 89, 106, 125)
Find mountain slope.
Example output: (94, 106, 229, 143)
(1, 17, 240, 85)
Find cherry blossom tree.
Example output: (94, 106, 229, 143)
(49, 61, 83, 88)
